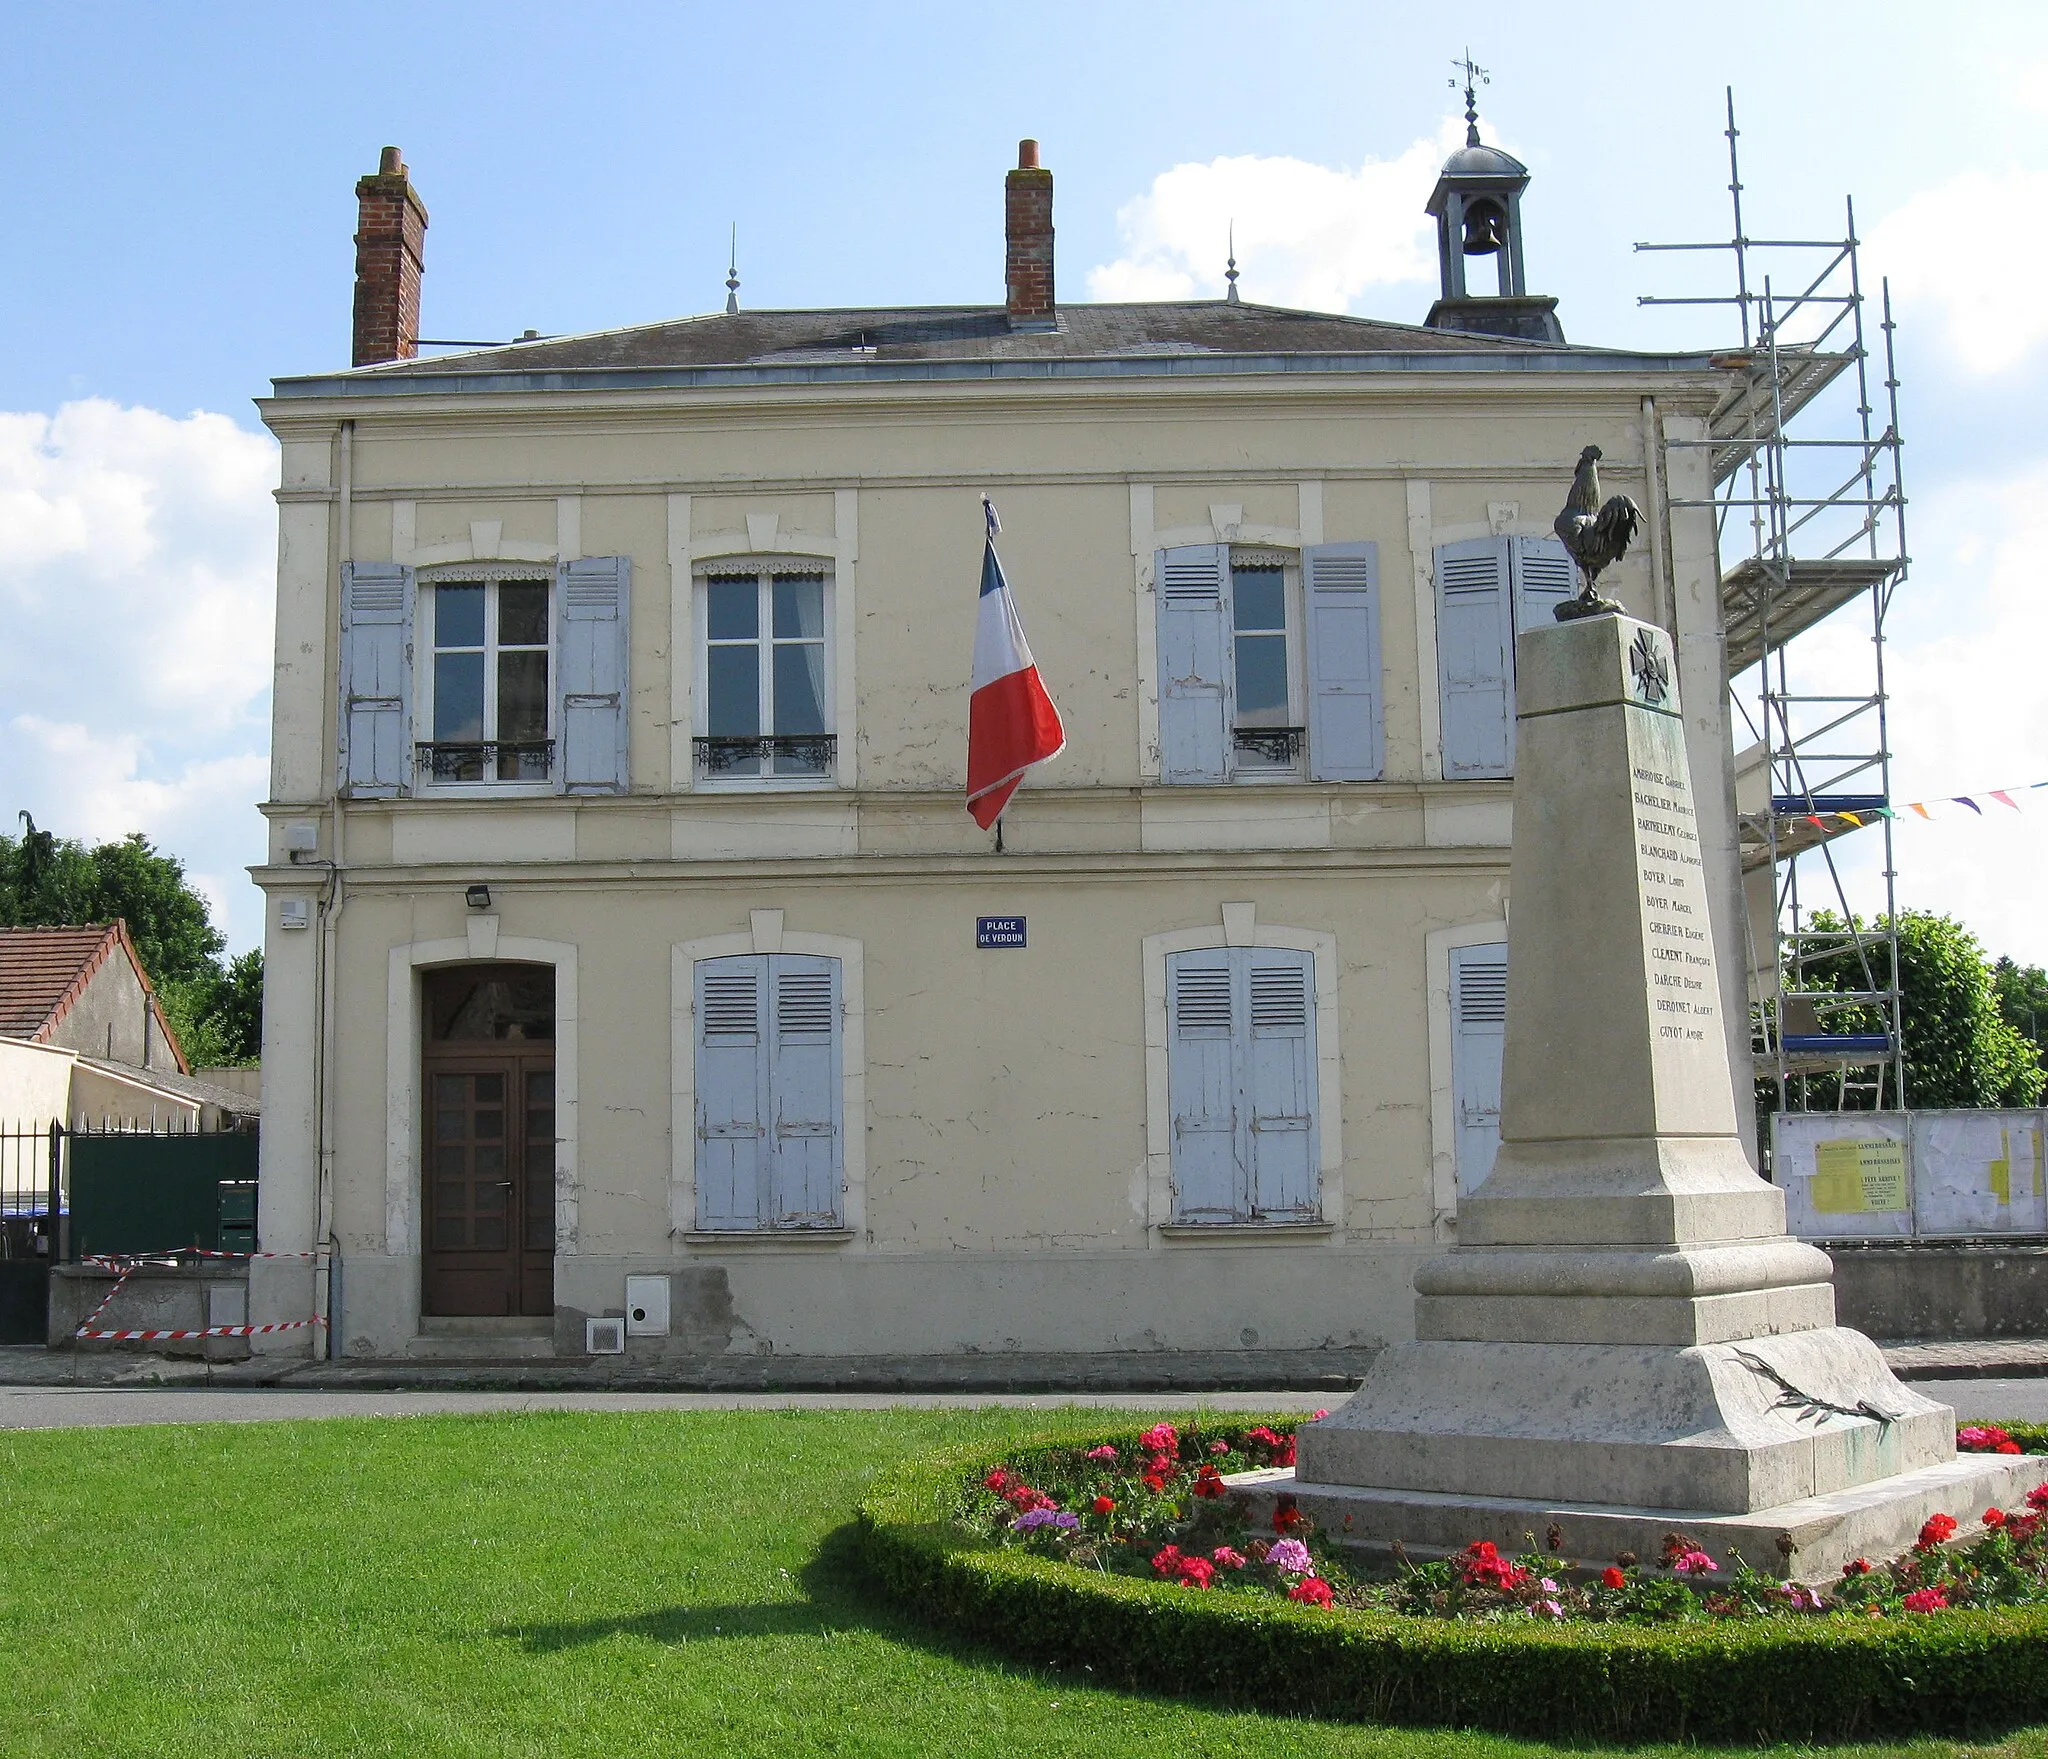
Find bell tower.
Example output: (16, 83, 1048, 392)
(1423, 57, 1564, 344)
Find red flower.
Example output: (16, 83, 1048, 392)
(2001, 1441, 2024, 1455)
(983, 1468, 1011, 1492)
(1842, 1558, 1872, 1577)
(1192, 1465, 1228, 1500)
(1139, 1423, 1179, 1457)
(1244, 1426, 1284, 1450)
(1457, 1539, 1529, 1591)
(1288, 1576, 1335, 1607)
(1273, 1502, 1309, 1536)
(1004, 1485, 1055, 1514)
(2029, 1484, 2048, 1513)
(1090, 1495, 1115, 1516)
(1986, 1507, 2008, 1528)
(1150, 1545, 1183, 1577)
(1902, 1586, 1950, 1613)
(1274, 1439, 1297, 1468)
(1176, 1556, 1216, 1589)
(1141, 1471, 1170, 1495)
(1601, 1566, 1627, 1590)
(1917, 1513, 1959, 1550)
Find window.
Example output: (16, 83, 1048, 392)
(1155, 543, 1381, 784)
(1434, 535, 1576, 779)
(1166, 946, 1318, 1223)
(697, 566, 834, 782)
(423, 577, 552, 783)
(338, 556, 630, 797)
(693, 953, 843, 1229)
(1449, 942, 1507, 1198)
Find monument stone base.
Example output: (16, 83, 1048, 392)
(1229, 1450, 2048, 1584)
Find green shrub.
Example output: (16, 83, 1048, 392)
(854, 1420, 2048, 1743)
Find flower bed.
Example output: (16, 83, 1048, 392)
(854, 1415, 2048, 1741)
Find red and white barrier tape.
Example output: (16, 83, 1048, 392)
(76, 1317, 325, 1341)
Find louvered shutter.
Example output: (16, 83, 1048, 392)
(1511, 536, 1577, 630)
(1167, 949, 1240, 1220)
(1245, 951, 1318, 1217)
(1155, 545, 1230, 783)
(1449, 943, 1508, 1198)
(338, 561, 414, 797)
(695, 955, 767, 1228)
(1435, 538, 1514, 780)
(558, 556, 631, 794)
(1303, 542, 1382, 781)
(767, 955, 842, 1225)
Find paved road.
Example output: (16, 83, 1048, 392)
(1919, 1378, 2048, 1422)
(0, 1387, 1335, 1431)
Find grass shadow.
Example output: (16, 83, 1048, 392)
(500, 1600, 836, 1653)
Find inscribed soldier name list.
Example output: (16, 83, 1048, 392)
(1269, 613, 2037, 1577)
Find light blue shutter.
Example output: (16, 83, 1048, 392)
(768, 955, 842, 1226)
(1512, 536, 1577, 629)
(558, 556, 630, 794)
(1450, 943, 1508, 1198)
(695, 955, 767, 1228)
(1435, 538, 1513, 780)
(1167, 950, 1240, 1220)
(1303, 542, 1382, 781)
(1156, 545, 1230, 783)
(338, 561, 413, 797)
(1245, 951, 1318, 1218)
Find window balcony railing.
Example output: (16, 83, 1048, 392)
(694, 735, 837, 779)
(415, 740, 555, 784)
(1232, 726, 1305, 765)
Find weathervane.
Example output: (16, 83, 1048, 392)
(725, 224, 740, 315)
(1449, 49, 1490, 147)
(1224, 221, 1240, 304)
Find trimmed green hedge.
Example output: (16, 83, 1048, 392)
(853, 1419, 2048, 1743)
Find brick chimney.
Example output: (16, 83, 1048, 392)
(1005, 139, 1054, 325)
(352, 146, 428, 367)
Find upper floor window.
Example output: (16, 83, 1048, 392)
(337, 557, 630, 799)
(696, 565, 834, 784)
(1156, 542, 1382, 785)
(1434, 535, 1576, 780)
(424, 576, 552, 784)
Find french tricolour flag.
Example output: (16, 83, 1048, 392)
(966, 498, 1065, 829)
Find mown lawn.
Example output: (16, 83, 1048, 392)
(0, 1406, 2042, 1758)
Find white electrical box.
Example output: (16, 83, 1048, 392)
(283, 819, 319, 855)
(585, 1316, 626, 1355)
(279, 898, 311, 931)
(625, 1274, 670, 1336)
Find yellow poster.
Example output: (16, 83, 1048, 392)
(1992, 1130, 2012, 1207)
(1812, 1138, 1908, 1213)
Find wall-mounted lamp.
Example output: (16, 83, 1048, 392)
(465, 884, 492, 912)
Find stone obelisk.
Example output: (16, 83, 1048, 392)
(1273, 612, 2042, 1575)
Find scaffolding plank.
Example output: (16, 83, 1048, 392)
(1721, 556, 1899, 675)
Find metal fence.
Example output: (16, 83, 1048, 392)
(0, 1124, 62, 1261)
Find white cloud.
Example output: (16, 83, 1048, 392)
(1797, 459, 2048, 967)
(1865, 170, 2048, 376)
(0, 401, 277, 952)
(1086, 119, 1469, 312)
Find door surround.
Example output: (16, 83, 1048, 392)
(385, 937, 578, 1304)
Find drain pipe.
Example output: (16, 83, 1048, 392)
(316, 419, 355, 1359)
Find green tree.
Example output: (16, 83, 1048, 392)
(1993, 956, 2048, 1066)
(0, 815, 256, 1066)
(1780, 910, 2044, 1109)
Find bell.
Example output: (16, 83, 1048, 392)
(1461, 202, 1505, 256)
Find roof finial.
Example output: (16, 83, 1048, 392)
(1450, 48, 1490, 148)
(725, 223, 740, 315)
(1224, 220, 1240, 304)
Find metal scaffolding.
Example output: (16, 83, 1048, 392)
(1638, 91, 1911, 1119)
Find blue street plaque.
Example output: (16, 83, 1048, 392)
(976, 916, 1027, 949)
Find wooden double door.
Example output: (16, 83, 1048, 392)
(422, 965, 556, 1317)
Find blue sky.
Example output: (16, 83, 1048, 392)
(0, 0, 2043, 963)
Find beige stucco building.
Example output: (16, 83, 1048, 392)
(250, 137, 1768, 1370)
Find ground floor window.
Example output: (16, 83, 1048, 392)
(694, 952, 843, 1229)
(1450, 942, 1507, 1197)
(1166, 946, 1318, 1223)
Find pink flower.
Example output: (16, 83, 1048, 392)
(1539, 1577, 1560, 1594)
(1208, 1439, 1231, 1455)
(1534, 1598, 1565, 1618)
(1671, 1549, 1719, 1576)
(1138, 1423, 1179, 1457)
(1149, 1545, 1183, 1577)
(1084, 1445, 1117, 1461)
(1784, 1585, 1823, 1611)
(1902, 1586, 1950, 1613)
(1211, 1546, 1246, 1569)
(1959, 1425, 2017, 1453)
(1288, 1576, 1334, 1607)
(1265, 1538, 1314, 1575)
(1312, 1409, 1329, 1420)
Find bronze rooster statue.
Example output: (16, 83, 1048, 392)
(1552, 445, 1642, 618)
